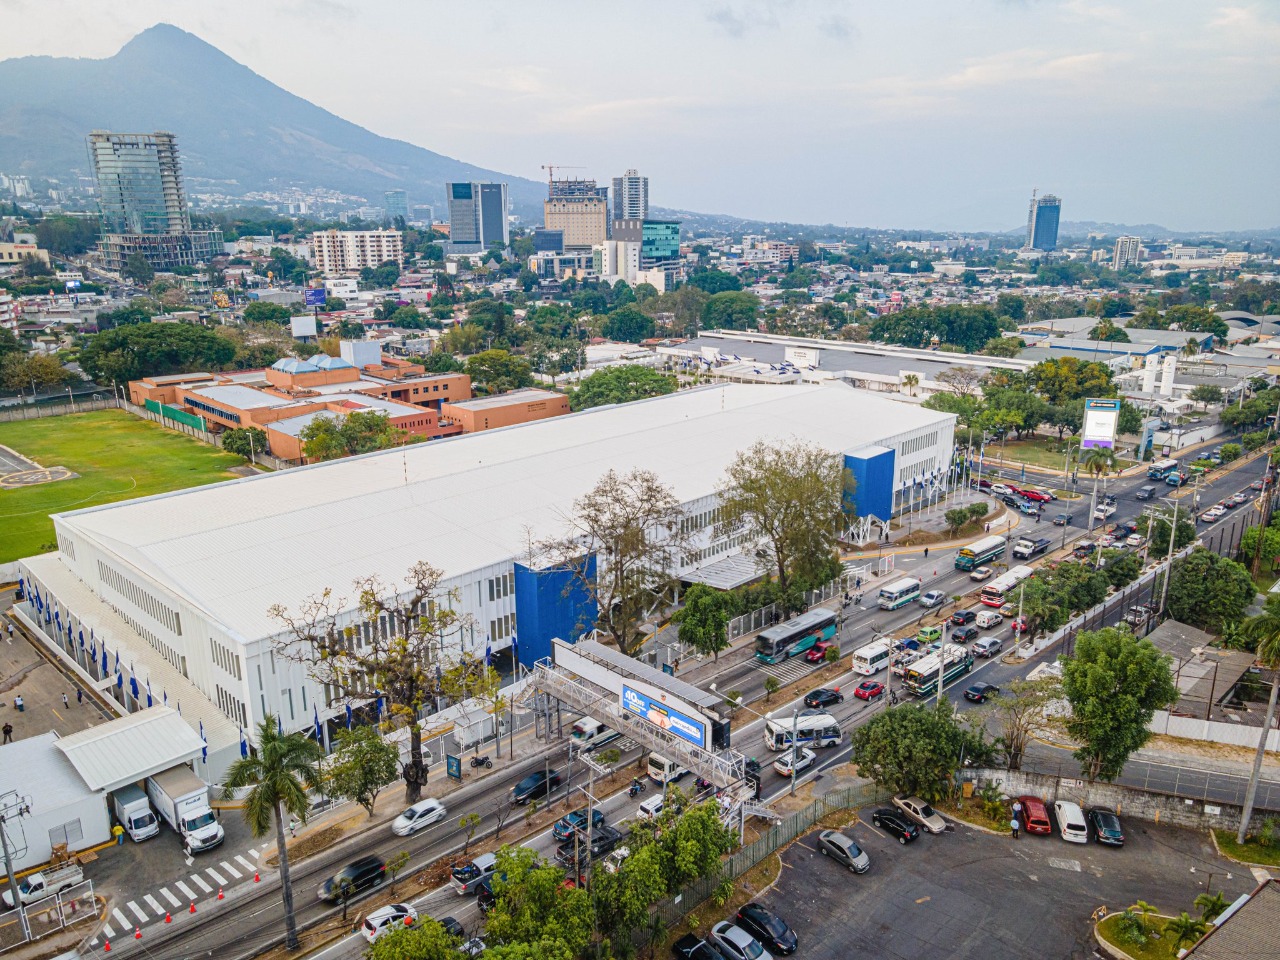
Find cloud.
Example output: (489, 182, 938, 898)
(819, 12, 858, 42)
(706, 5, 751, 37)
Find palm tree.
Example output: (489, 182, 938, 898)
(1082, 447, 1119, 531)
(902, 373, 919, 397)
(1164, 911, 1208, 949)
(1237, 595, 1280, 844)
(1130, 900, 1158, 932)
(221, 715, 322, 950)
(1194, 891, 1228, 923)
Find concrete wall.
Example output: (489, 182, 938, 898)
(1152, 710, 1280, 751)
(968, 767, 1277, 835)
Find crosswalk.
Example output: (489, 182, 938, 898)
(753, 655, 819, 686)
(90, 850, 262, 945)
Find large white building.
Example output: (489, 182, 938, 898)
(16, 384, 954, 781)
(311, 229, 404, 276)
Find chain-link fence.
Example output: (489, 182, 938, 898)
(726, 571, 863, 642)
(653, 782, 885, 927)
(0, 879, 96, 954)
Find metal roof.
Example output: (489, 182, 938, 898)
(682, 553, 768, 591)
(0, 732, 98, 809)
(53, 707, 206, 793)
(572, 639, 722, 711)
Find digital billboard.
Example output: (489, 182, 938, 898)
(303, 288, 327, 307)
(1082, 398, 1121, 449)
(621, 684, 707, 748)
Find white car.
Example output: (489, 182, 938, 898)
(1093, 504, 1116, 520)
(712, 921, 773, 960)
(1125, 534, 1145, 548)
(990, 483, 1012, 496)
(362, 903, 418, 942)
(773, 747, 817, 778)
(392, 798, 447, 836)
(969, 566, 993, 582)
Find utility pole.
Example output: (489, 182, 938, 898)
(0, 791, 33, 942)
(789, 704, 799, 797)
(1158, 497, 1180, 616)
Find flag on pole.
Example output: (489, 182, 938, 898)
(116, 670, 123, 690)
(276, 714, 283, 736)
(163, 690, 168, 707)
(101, 646, 108, 678)
(199, 721, 207, 763)
(113, 649, 119, 673)
(79, 628, 85, 650)
(313, 704, 323, 743)
(485, 638, 492, 667)
(511, 631, 519, 666)
(176, 700, 182, 717)
(146, 679, 153, 708)
(129, 672, 139, 700)
(239, 726, 249, 758)
(376, 696, 385, 721)
(345, 703, 353, 730)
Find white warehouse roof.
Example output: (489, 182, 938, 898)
(54, 383, 952, 643)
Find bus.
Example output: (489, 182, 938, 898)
(1147, 458, 1179, 480)
(647, 753, 689, 784)
(878, 577, 922, 610)
(955, 535, 1007, 571)
(763, 712, 841, 751)
(901, 643, 974, 697)
(850, 638, 893, 676)
(980, 565, 1035, 607)
(754, 609, 838, 664)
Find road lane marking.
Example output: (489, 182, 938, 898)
(206, 867, 227, 886)
(143, 894, 165, 916)
(112, 907, 129, 929)
(101, 924, 113, 939)
(174, 879, 197, 900)
(190, 873, 214, 893)
(127, 900, 148, 922)
(219, 860, 241, 879)
(235, 855, 255, 872)
(159, 887, 181, 907)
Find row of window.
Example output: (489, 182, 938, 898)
(485, 573, 513, 603)
(896, 455, 939, 486)
(103, 599, 186, 675)
(210, 637, 243, 681)
(216, 683, 248, 727)
(98, 560, 183, 636)
(680, 505, 724, 535)
(682, 532, 752, 567)
(186, 396, 240, 424)
(899, 430, 940, 457)
(57, 534, 76, 560)
(489, 613, 515, 642)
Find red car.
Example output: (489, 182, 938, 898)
(806, 639, 836, 663)
(1011, 615, 1029, 634)
(1021, 489, 1053, 503)
(853, 680, 885, 701)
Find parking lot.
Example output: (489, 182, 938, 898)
(751, 806, 1257, 960)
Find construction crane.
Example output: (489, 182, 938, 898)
(541, 164, 585, 185)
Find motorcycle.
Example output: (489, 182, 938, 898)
(628, 778, 646, 798)
(469, 755, 493, 769)
(694, 777, 713, 792)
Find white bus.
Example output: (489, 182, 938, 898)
(878, 577, 922, 610)
(980, 565, 1035, 607)
(763, 712, 841, 751)
(646, 753, 689, 784)
(850, 638, 893, 676)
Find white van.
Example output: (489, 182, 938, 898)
(637, 794, 665, 821)
(1053, 800, 1088, 844)
(570, 716, 620, 752)
(975, 611, 1003, 630)
(646, 753, 689, 785)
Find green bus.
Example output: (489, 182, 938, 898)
(954, 535, 1007, 571)
(902, 643, 975, 697)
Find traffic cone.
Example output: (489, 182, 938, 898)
(254, 872, 260, 883)
(134, 927, 141, 940)
(164, 912, 171, 924)
(103, 941, 110, 952)
(190, 902, 196, 914)
(217, 888, 224, 901)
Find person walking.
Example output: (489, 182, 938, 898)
(76, 688, 83, 705)
(6, 623, 12, 640)
(288, 817, 297, 838)
(62, 693, 69, 709)
(112, 824, 125, 845)
(1013, 800, 1023, 824)
(1010, 817, 1021, 840)
(2, 722, 12, 744)
(924, 547, 930, 558)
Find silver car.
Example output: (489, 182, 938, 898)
(712, 922, 772, 960)
(919, 590, 947, 608)
(817, 829, 871, 873)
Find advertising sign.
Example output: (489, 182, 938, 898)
(1082, 398, 1121, 449)
(303, 288, 326, 307)
(621, 684, 707, 748)
(64, 280, 81, 290)
(446, 754, 462, 782)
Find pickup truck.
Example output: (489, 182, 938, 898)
(1, 863, 83, 908)
(1011, 537, 1051, 560)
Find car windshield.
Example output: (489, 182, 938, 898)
(184, 811, 216, 830)
(760, 914, 786, 937)
(919, 803, 936, 819)
(742, 937, 764, 960)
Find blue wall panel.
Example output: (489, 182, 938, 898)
(845, 446, 896, 521)
(513, 555, 597, 670)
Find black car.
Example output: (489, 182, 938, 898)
(476, 878, 496, 913)
(869, 807, 921, 844)
(317, 855, 385, 901)
(804, 688, 844, 709)
(673, 934, 733, 960)
(951, 609, 977, 626)
(735, 902, 798, 955)
(951, 624, 979, 643)
(963, 682, 1000, 703)
(1087, 807, 1125, 846)
(441, 917, 466, 938)
(1052, 513, 1072, 526)
(512, 769, 562, 804)
(1001, 494, 1024, 508)
(553, 807, 606, 842)
(555, 825, 623, 865)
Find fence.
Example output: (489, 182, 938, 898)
(0, 880, 97, 954)
(0, 398, 116, 422)
(726, 570, 867, 642)
(1151, 710, 1280, 752)
(121, 400, 295, 472)
(653, 782, 884, 927)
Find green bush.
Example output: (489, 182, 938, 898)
(1220, 443, 1242, 463)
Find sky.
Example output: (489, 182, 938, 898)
(2, 0, 1277, 232)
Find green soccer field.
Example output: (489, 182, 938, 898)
(0, 409, 247, 564)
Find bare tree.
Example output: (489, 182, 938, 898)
(490, 794, 515, 841)
(982, 678, 1061, 770)
(935, 366, 985, 399)
(540, 468, 690, 657)
(269, 561, 471, 804)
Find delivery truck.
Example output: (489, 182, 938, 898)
(112, 784, 160, 842)
(145, 766, 224, 853)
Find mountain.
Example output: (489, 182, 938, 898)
(0, 24, 546, 217)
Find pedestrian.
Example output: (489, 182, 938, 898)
(12, 696, 22, 713)
(76, 688, 83, 705)
(5, 623, 11, 640)
(288, 817, 297, 838)
(62, 693, 69, 709)
(1013, 800, 1022, 822)
(924, 547, 930, 558)
(985, 522, 990, 533)
(112, 824, 125, 846)
(2, 722, 11, 744)
(1010, 817, 1020, 840)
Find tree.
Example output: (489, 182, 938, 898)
(421, 351, 466, 374)
(701, 291, 761, 331)
(242, 301, 293, 324)
(672, 584, 729, 660)
(1166, 549, 1256, 634)
(540, 469, 690, 657)
(688, 270, 742, 294)
(1101, 550, 1142, 590)
(718, 439, 851, 593)
(569, 365, 677, 412)
(602, 306, 656, 343)
(485, 847, 593, 956)
(458, 813, 482, 856)
(300, 410, 405, 461)
(1061, 626, 1177, 780)
(324, 296, 347, 312)
(849, 702, 985, 802)
(1088, 319, 1130, 342)
(368, 921, 468, 960)
(78, 323, 237, 383)
(270, 561, 469, 803)
(1137, 506, 1195, 556)
(465, 349, 534, 394)
(0, 353, 73, 393)
(642, 799, 735, 890)
(221, 427, 267, 461)
(1220, 442, 1242, 463)
(1164, 912, 1208, 951)
(1188, 383, 1224, 408)
(901, 373, 919, 397)
(1029, 356, 1115, 405)
(121, 252, 155, 286)
(326, 726, 399, 817)
(1235, 594, 1280, 843)
(1082, 447, 1119, 523)
(934, 366, 985, 399)
(944, 508, 970, 535)
(763, 675, 781, 701)
(1241, 524, 1280, 573)
(0, 327, 22, 364)
(982, 336, 1024, 358)
(220, 715, 321, 951)
(1194, 891, 1228, 922)
(985, 678, 1062, 770)
(588, 843, 669, 946)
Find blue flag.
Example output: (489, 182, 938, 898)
(485, 639, 492, 667)
(17, 577, 24, 599)
(240, 726, 249, 759)
(116, 670, 123, 690)
(146, 679, 153, 708)
(163, 690, 168, 707)
(199, 721, 207, 763)
(79, 628, 85, 650)
(276, 714, 283, 736)
(100, 646, 108, 678)
(376, 696, 385, 721)
(511, 631, 519, 666)
(129, 672, 139, 700)
(313, 704, 322, 743)
(113, 649, 119, 673)
(345, 703, 353, 730)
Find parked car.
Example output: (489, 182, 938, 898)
(919, 589, 948, 608)
(553, 807, 607, 842)
(1072, 540, 1097, 559)
(318, 856, 385, 901)
(990, 483, 1012, 495)
(805, 639, 836, 663)
(362, 903, 418, 943)
(773, 748, 817, 778)
(892, 795, 946, 834)
(512, 770, 562, 804)
(735, 903, 798, 956)
(972, 636, 1002, 658)
(1052, 513, 1073, 526)
(673, 935, 734, 960)
(712, 922, 773, 960)
(870, 807, 920, 844)
(1125, 534, 1145, 548)
(963, 682, 999, 703)
(971, 478, 993, 491)
(1087, 808, 1126, 847)
(440, 917, 467, 939)
(951, 624, 979, 644)
(1053, 800, 1089, 844)
(1017, 796, 1052, 835)
(804, 688, 843, 709)
(951, 609, 977, 626)
(853, 680, 885, 701)
(392, 798, 447, 836)
(817, 829, 871, 873)
(969, 566, 993, 582)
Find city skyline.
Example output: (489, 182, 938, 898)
(1, 2, 1277, 232)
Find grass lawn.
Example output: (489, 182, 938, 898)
(1096, 913, 1204, 960)
(0, 410, 247, 563)
(987, 435, 1138, 473)
(1212, 828, 1280, 867)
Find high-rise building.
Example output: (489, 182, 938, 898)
(87, 130, 222, 272)
(545, 179, 609, 249)
(1112, 236, 1142, 271)
(610, 218, 682, 288)
(1025, 191, 1062, 252)
(612, 169, 648, 221)
(311, 229, 404, 276)
(384, 190, 409, 223)
(446, 182, 509, 253)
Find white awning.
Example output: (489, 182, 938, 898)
(54, 707, 206, 793)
